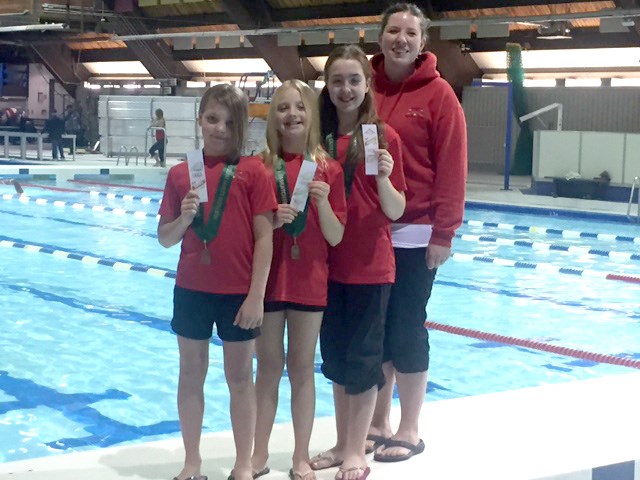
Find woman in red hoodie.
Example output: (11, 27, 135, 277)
(367, 2, 468, 462)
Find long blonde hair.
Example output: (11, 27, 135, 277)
(263, 79, 328, 168)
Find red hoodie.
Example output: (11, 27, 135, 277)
(371, 52, 467, 248)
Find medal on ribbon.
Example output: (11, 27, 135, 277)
(274, 155, 311, 260)
(325, 132, 356, 198)
(191, 161, 237, 264)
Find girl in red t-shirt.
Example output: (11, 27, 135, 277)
(253, 79, 347, 480)
(312, 45, 407, 480)
(158, 84, 276, 480)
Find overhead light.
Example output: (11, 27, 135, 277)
(0, 23, 66, 33)
(621, 18, 636, 27)
(537, 21, 572, 40)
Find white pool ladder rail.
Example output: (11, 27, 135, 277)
(627, 176, 639, 222)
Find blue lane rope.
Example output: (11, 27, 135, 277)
(89, 190, 161, 204)
(463, 219, 640, 244)
(1, 193, 159, 220)
(456, 233, 640, 262)
(450, 252, 640, 285)
(0, 235, 175, 279)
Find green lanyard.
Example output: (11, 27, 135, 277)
(274, 154, 310, 238)
(191, 162, 237, 263)
(325, 132, 356, 198)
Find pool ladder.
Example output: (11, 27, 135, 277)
(628, 176, 639, 222)
(116, 145, 140, 166)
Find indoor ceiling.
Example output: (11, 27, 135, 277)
(1, 0, 640, 92)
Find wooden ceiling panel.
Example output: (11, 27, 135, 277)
(442, 1, 616, 19)
(0, 0, 31, 14)
(140, 0, 224, 17)
(280, 15, 379, 28)
(268, 0, 367, 8)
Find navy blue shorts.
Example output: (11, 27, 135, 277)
(384, 248, 436, 373)
(320, 281, 390, 395)
(264, 301, 324, 312)
(171, 285, 259, 342)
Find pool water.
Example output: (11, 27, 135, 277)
(1, 182, 639, 463)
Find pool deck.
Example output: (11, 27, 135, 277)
(1, 153, 639, 480)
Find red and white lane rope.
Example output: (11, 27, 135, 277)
(426, 321, 640, 370)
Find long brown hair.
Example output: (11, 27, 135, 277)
(319, 44, 387, 175)
(263, 79, 328, 169)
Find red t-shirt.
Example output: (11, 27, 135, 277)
(265, 153, 347, 306)
(329, 125, 406, 284)
(159, 155, 277, 294)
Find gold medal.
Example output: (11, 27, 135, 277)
(201, 241, 211, 264)
(291, 238, 300, 260)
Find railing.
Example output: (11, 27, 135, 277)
(0, 130, 76, 161)
(519, 103, 563, 131)
(116, 145, 141, 166)
(627, 176, 639, 222)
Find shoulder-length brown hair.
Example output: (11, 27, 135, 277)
(198, 83, 248, 159)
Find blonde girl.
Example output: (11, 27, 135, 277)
(253, 79, 347, 480)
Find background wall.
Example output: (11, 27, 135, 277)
(462, 85, 640, 173)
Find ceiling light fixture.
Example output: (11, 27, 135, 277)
(0, 23, 66, 33)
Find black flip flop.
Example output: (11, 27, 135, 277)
(374, 438, 425, 463)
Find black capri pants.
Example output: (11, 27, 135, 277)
(320, 281, 391, 395)
(383, 247, 437, 373)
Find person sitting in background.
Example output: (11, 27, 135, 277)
(43, 110, 65, 161)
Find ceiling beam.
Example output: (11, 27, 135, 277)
(30, 42, 91, 95)
(102, 5, 192, 80)
(270, 0, 387, 22)
(469, 28, 640, 52)
(220, 0, 318, 81)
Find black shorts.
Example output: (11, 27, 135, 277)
(320, 281, 391, 395)
(171, 285, 259, 342)
(384, 247, 436, 373)
(264, 301, 324, 312)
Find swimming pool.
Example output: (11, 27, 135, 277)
(1, 181, 639, 464)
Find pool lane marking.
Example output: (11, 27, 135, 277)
(0, 235, 175, 279)
(4, 236, 639, 369)
(457, 233, 640, 262)
(89, 190, 160, 204)
(450, 253, 640, 285)
(4, 183, 162, 203)
(426, 321, 640, 370)
(69, 179, 164, 192)
(463, 219, 640, 244)
(1, 193, 159, 220)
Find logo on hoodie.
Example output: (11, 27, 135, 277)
(405, 107, 426, 119)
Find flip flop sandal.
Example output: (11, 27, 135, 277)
(289, 467, 317, 480)
(336, 466, 371, 480)
(374, 438, 425, 463)
(227, 467, 270, 480)
(365, 434, 389, 454)
(310, 451, 343, 471)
